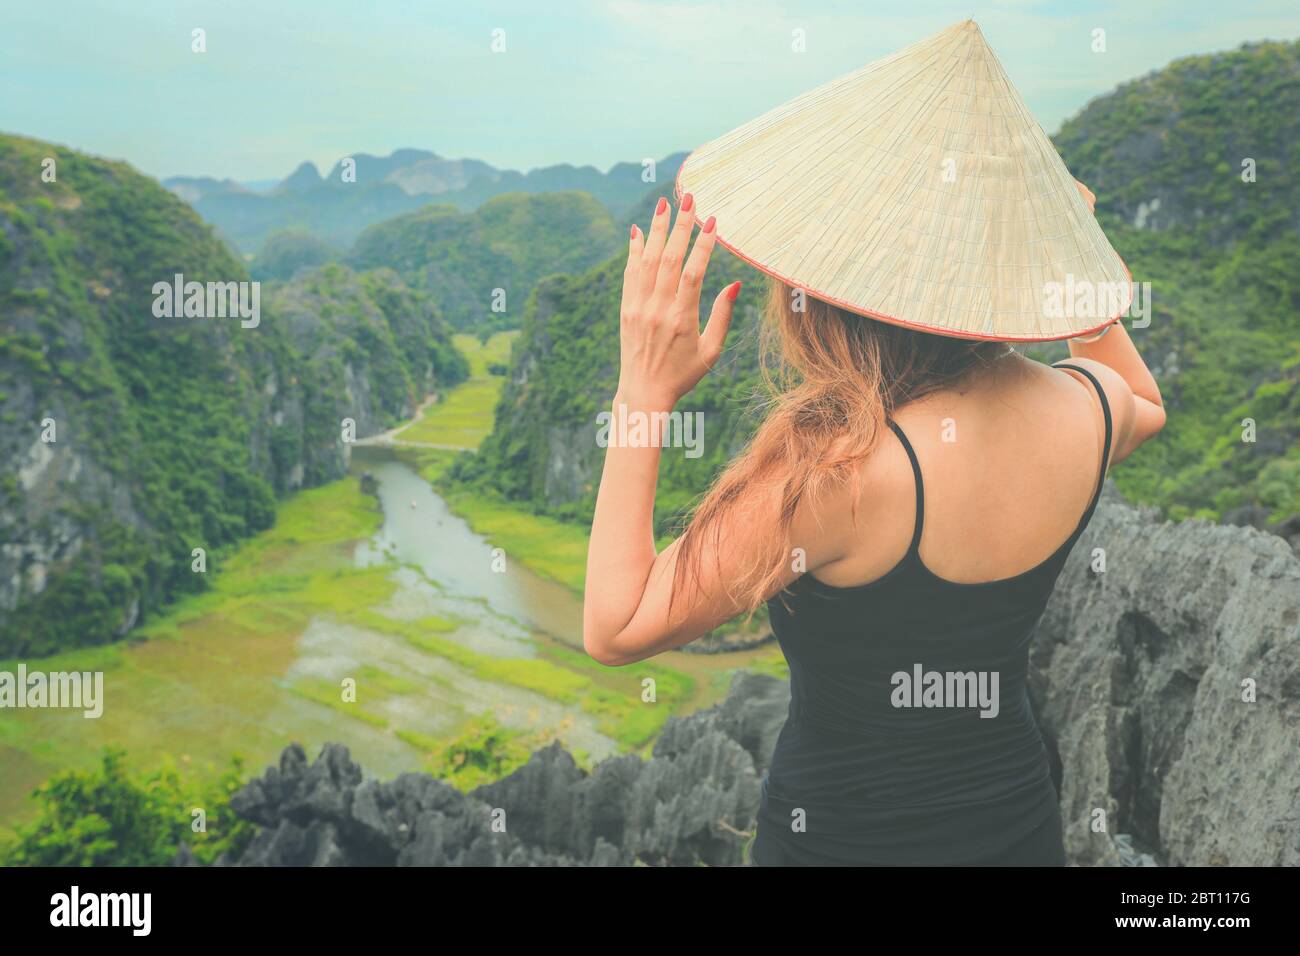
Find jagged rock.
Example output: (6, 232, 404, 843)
(473, 742, 587, 855)
(626, 728, 759, 866)
(237, 819, 349, 867)
(221, 673, 788, 866)
(1030, 498, 1300, 866)
(281, 742, 362, 825)
(682, 670, 790, 774)
(220, 505, 1297, 866)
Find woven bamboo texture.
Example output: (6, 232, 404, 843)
(676, 20, 1132, 341)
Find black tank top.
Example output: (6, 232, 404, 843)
(754, 363, 1112, 866)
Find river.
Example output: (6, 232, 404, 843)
(353, 448, 584, 644)
(0, 447, 779, 828)
(348, 447, 781, 708)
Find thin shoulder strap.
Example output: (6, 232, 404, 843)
(886, 420, 924, 553)
(1053, 362, 1114, 521)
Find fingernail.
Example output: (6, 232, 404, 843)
(682, 193, 694, 212)
(727, 281, 742, 302)
(655, 197, 668, 216)
(630, 224, 638, 240)
(703, 215, 716, 234)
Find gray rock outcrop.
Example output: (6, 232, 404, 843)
(1030, 495, 1299, 866)
(221, 672, 788, 866)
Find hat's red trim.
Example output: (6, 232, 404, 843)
(672, 158, 1132, 344)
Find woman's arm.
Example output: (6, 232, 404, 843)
(582, 196, 850, 665)
(1068, 321, 1166, 463)
(1065, 181, 1168, 462)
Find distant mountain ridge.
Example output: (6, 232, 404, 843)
(164, 149, 687, 253)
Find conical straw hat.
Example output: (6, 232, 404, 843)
(675, 20, 1132, 341)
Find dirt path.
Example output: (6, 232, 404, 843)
(355, 394, 474, 451)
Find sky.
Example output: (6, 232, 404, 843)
(3, 0, 1297, 184)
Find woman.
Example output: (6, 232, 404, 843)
(581, 179, 1166, 866)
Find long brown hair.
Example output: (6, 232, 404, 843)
(672, 280, 1007, 614)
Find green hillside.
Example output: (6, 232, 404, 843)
(451, 245, 761, 533)
(348, 191, 624, 332)
(249, 228, 339, 281)
(1051, 39, 1300, 522)
(1055, 39, 1299, 245)
(0, 134, 466, 656)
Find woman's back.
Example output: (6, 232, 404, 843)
(752, 358, 1114, 866)
(812, 354, 1115, 590)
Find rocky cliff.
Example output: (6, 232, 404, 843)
(1030, 491, 1299, 866)
(213, 672, 785, 867)
(216, 496, 1299, 866)
(1054, 39, 1299, 244)
(0, 134, 466, 656)
(451, 248, 763, 526)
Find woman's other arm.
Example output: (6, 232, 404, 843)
(1066, 181, 1167, 463)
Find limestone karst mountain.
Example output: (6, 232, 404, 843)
(0, 134, 466, 656)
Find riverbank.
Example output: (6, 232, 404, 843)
(0, 333, 784, 839)
(0, 471, 671, 837)
(404, 456, 591, 594)
(0, 480, 387, 829)
(377, 329, 592, 593)
(392, 337, 778, 653)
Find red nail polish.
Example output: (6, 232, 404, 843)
(630, 224, 638, 239)
(682, 193, 694, 212)
(655, 197, 668, 216)
(703, 215, 716, 234)
(727, 281, 742, 302)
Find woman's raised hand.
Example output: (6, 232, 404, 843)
(618, 194, 741, 409)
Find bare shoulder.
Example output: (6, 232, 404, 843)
(835, 422, 918, 520)
(792, 421, 919, 582)
(1047, 357, 1137, 468)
